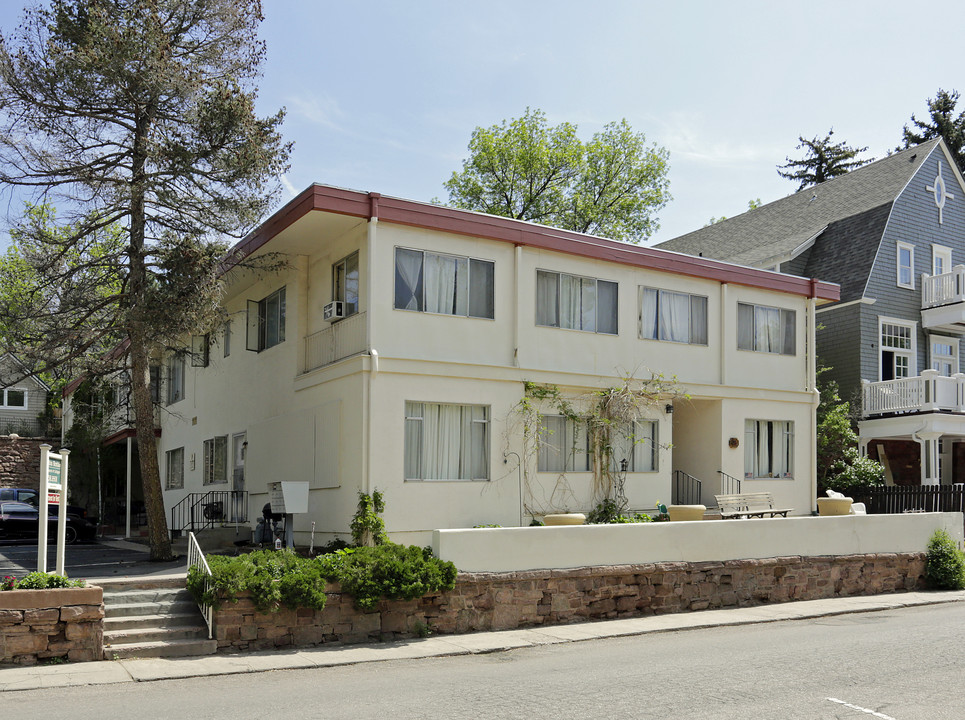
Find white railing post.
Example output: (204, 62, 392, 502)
(921, 369, 939, 411)
(955, 373, 965, 412)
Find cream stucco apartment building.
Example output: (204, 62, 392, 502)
(94, 186, 840, 546)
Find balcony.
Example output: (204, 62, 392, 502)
(304, 311, 368, 373)
(921, 266, 965, 334)
(862, 369, 965, 417)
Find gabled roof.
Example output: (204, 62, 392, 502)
(0, 352, 49, 390)
(655, 139, 943, 269)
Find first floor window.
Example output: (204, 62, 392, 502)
(744, 420, 793, 478)
(404, 402, 489, 480)
(395, 248, 494, 319)
(537, 415, 590, 472)
(0, 388, 26, 408)
(737, 302, 796, 355)
(166, 447, 184, 490)
(203, 436, 228, 485)
(166, 353, 185, 405)
(640, 287, 708, 344)
(247, 287, 286, 351)
(931, 336, 959, 376)
(611, 420, 659, 473)
(537, 270, 618, 334)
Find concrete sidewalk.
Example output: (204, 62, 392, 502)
(2, 589, 963, 692)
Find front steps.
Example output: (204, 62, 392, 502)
(99, 577, 218, 660)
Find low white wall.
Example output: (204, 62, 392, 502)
(433, 513, 964, 572)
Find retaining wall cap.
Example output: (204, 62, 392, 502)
(0, 586, 103, 610)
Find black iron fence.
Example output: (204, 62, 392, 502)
(862, 485, 965, 515)
(170, 490, 248, 539)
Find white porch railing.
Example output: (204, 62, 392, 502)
(922, 265, 965, 308)
(304, 311, 368, 373)
(862, 369, 965, 416)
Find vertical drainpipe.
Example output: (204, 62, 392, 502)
(363, 193, 380, 496)
(808, 282, 820, 510)
(514, 245, 522, 367)
(719, 283, 728, 387)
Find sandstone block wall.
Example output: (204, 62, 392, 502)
(0, 436, 54, 490)
(0, 587, 104, 665)
(212, 552, 926, 653)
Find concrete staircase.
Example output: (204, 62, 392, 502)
(99, 577, 218, 660)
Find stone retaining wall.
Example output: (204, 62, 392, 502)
(0, 435, 53, 489)
(212, 552, 926, 653)
(0, 587, 104, 665)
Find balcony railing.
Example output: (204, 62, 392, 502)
(862, 369, 965, 417)
(304, 311, 368, 373)
(922, 265, 965, 309)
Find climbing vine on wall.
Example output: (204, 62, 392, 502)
(508, 370, 683, 518)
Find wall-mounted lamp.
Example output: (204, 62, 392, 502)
(665, 404, 674, 414)
(620, 458, 628, 473)
(728, 437, 740, 449)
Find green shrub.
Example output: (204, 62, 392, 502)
(10, 572, 85, 590)
(925, 529, 965, 590)
(320, 544, 457, 611)
(825, 449, 885, 494)
(350, 490, 388, 547)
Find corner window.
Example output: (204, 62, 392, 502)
(744, 420, 793, 478)
(1, 388, 26, 408)
(166, 354, 185, 405)
(536, 270, 618, 334)
(640, 287, 708, 344)
(334, 252, 360, 316)
(246, 287, 286, 352)
(897, 242, 915, 289)
(537, 415, 589, 472)
(737, 302, 796, 355)
(404, 402, 489, 480)
(203, 436, 228, 485)
(395, 248, 494, 319)
(166, 447, 184, 490)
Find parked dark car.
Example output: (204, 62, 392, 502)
(0, 487, 88, 519)
(0, 501, 96, 544)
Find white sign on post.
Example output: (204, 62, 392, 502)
(38, 444, 70, 575)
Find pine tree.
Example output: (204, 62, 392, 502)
(777, 130, 872, 190)
(0, 0, 290, 560)
(900, 89, 965, 173)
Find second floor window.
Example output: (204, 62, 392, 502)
(394, 248, 495, 319)
(536, 270, 618, 334)
(737, 302, 795, 355)
(166, 354, 185, 405)
(640, 287, 708, 344)
(334, 252, 359, 316)
(247, 287, 286, 352)
(897, 242, 915, 289)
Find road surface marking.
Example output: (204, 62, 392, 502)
(827, 698, 896, 719)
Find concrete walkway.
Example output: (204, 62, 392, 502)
(2, 588, 963, 693)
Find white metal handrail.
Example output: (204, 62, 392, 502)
(187, 531, 213, 639)
(304, 311, 368, 372)
(922, 265, 965, 308)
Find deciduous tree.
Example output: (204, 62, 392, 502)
(444, 108, 670, 242)
(0, 0, 290, 560)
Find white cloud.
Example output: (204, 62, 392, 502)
(280, 174, 297, 198)
(287, 93, 345, 131)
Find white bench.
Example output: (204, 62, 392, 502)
(715, 492, 793, 519)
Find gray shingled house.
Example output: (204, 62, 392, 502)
(657, 139, 965, 486)
(0, 352, 50, 436)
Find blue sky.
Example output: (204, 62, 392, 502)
(0, 1, 963, 248)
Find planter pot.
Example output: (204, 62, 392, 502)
(817, 497, 853, 516)
(668, 505, 706, 522)
(543, 513, 586, 526)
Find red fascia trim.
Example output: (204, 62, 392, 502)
(62, 339, 132, 398)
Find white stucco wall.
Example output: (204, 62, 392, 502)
(434, 513, 964, 572)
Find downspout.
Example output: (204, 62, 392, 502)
(719, 283, 728, 386)
(363, 194, 379, 496)
(513, 245, 522, 367)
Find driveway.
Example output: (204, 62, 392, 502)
(0, 537, 186, 580)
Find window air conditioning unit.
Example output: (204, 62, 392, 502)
(323, 300, 347, 322)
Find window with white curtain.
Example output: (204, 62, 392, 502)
(537, 415, 590, 472)
(536, 270, 618, 334)
(744, 420, 793, 478)
(609, 420, 659, 472)
(639, 287, 708, 344)
(404, 402, 489, 480)
(203, 436, 228, 485)
(737, 302, 796, 355)
(394, 248, 494, 319)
